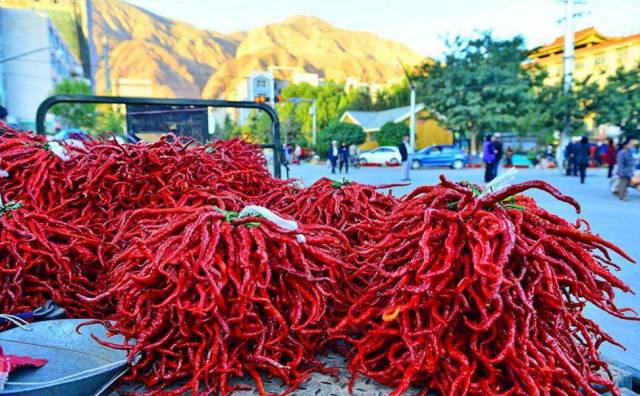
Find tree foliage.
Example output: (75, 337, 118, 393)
(417, 33, 537, 152)
(519, 76, 598, 142)
(51, 78, 97, 131)
(317, 121, 365, 158)
(593, 65, 640, 138)
(377, 122, 408, 147)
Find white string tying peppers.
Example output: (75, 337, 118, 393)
(238, 205, 306, 243)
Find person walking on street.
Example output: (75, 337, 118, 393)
(505, 146, 514, 167)
(605, 138, 617, 178)
(327, 140, 339, 174)
(564, 142, 574, 176)
(348, 143, 358, 168)
(615, 139, 636, 201)
(492, 133, 503, 179)
(398, 135, 413, 181)
(482, 135, 496, 183)
(338, 142, 350, 174)
(576, 136, 591, 184)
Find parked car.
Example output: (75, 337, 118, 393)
(358, 146, 402, 165)
(411, 145, 468, 169)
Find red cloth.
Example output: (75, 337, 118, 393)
(605, 144, 617, 165)
(0, 345, 48, 390)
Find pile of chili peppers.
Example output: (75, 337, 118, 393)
(0, 124, 637, 396)
(332, 176, 638, 396)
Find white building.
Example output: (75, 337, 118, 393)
(0, 8, 82, 129)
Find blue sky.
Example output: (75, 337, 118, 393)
(126, 0, 640, 58)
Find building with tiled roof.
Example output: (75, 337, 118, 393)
(529, 27, 640, 86)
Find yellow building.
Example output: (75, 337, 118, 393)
(340, 104, 453, 151)
(530, 27, 640, 86)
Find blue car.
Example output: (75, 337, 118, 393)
(411, 145, 469, 169)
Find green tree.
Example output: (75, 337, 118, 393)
(377, 122, 409, 146)
(520, 76, 598, 143)
(317, 121, 365, 158)
(95, 105, 125, 134)
(241, 111, 272, 144)
(50, 78, 97, 131)
(417, 33, 537, 153)
(593, 65, 640, 138)
(278, 81, 353, 146)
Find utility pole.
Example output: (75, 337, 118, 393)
(103, 35, 111, 94)
(310, 100, 317, 147)
(558, 0, 575, 170)
(398, 59, 416, 150)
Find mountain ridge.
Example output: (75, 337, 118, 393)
(92, 0, 424, 99)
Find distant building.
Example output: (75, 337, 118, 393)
(292, 71, 321, 86)
(340, 104, 453, 150)
(530, 27, 640, 86)
(235, 71, 287, 125)
(113, 78, 154, 97)
(0, 8, 82, 129)
(0, 0, 96, 84)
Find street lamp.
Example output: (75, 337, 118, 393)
(398, 59, 416, 151)
(288, 97, 317, 147)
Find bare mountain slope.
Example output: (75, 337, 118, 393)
(92, 2, 424, 98)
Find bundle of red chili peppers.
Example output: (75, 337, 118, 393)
(332, 176, 638, 396)
(0, 124, 637, 395)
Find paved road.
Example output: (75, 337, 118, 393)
(284, 163, 640, 368)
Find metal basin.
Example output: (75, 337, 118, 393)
(0, 319, 130, 396)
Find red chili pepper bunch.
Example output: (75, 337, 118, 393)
(267, 177, 399, 245)
(59, 135, 245, 220)
(0, 128, 68, 211)
(0, 205, 105, 320)
(83, 205, 352, 396)
(205, 138, 293, 202)
(332, 177, 637, 396)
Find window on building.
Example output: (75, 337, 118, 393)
(595, 54, 605, 66)
(575, 60, 584, 70)
(617, 47, 628, 63)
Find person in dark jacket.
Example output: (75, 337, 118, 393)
(492, 133, 503, 179)
(482, 135, 496, 183)
(338, 142, 350, 174)
(327, 140, 339, 174)
(615, 139, 636, 201)
(576, 136, 591, 184)
(564, 142, 574, 176)
(605, 138, 617, 178)
(398, 135, 413, 181)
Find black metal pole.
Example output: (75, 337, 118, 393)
(35, 94, 281, 178)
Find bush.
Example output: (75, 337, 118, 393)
(317, 121, 365, 158)
(377, 122, 409, 147)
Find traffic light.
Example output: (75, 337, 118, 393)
(254, 95, 267, 103)
(274, 95, 283, 103)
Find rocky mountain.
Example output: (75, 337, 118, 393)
(92, 0, 424, 99)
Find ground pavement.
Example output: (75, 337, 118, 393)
(283, 163, 640, 369)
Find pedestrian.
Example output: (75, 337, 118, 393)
(338, 142, 349, 174)
(505, 146, 514, 167)
(605, 138, 617, 178)
(614, 138, 636, 201)
(398, 134, 413, 181)
(576, 136, 590, 184)
(492, 133, 503, 178)
(348, 143, 358, 167)
(293, 144, 302, 164)
(482, 135, 496, 183)
(0, 106, 7, 123)
(327, 140, 339, 174)
(564, 141, 575, 176)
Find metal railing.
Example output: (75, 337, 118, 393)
(35, 94, 282, 178)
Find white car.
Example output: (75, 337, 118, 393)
(358, 146, 402, 165)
